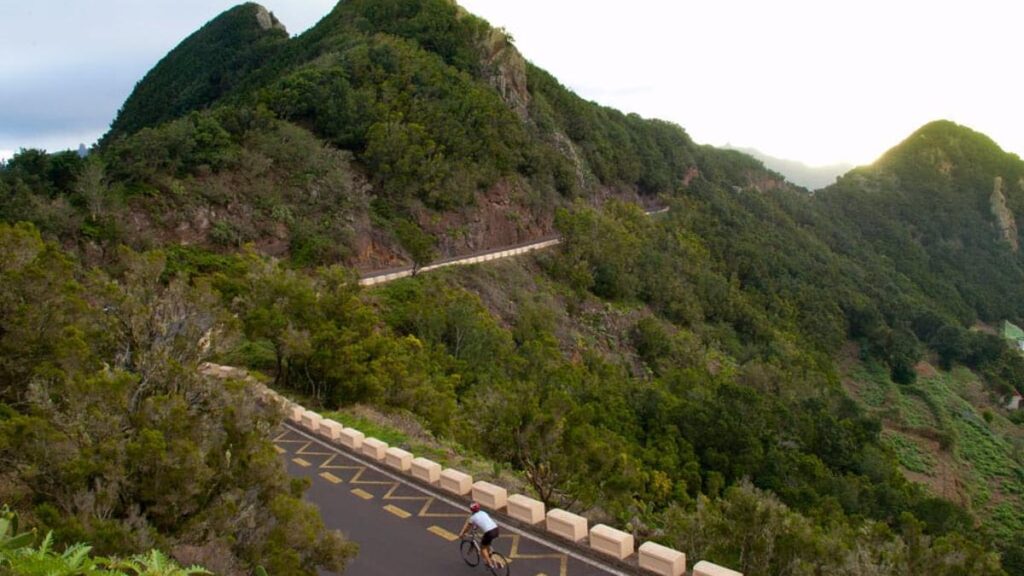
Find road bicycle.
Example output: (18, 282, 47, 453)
(460, 526, 510, 576)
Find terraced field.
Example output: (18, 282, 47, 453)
(845, 361, 1024, 541)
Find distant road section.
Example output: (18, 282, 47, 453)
(359, 207, 668, 287)
(360, 238, 559, 286)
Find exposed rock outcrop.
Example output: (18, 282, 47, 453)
(481, 29, 530, 119)
(254, 4, 287, 33)
(990, 176, 1019, 252)
(550, 130, 589, 192)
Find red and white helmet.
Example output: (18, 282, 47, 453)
(469, 502, 481, 513)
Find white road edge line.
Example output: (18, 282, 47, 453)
(282, 423, 632, 576)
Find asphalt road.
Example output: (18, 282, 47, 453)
(275, 425, 625, 576)
(358, 206, 669, 286)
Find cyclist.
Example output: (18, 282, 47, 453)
(460, 502, 500, 568)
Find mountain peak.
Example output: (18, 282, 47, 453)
(106, 3, 289, 139)
(876, 119, 1009, 173)
(253, 3, 287, 33)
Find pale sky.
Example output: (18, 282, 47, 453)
(2, 0, 1022, 167)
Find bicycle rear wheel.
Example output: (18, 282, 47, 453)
(460, 540, 480, 566)
(487, 551, 510, 576)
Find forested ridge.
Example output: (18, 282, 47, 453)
(3, 1, 1024, 574)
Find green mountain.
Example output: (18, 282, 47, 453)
(108, 3, 289, 138)
(92, 0, 748, 269)
(3, 2, 1024, 575)
(818, 121, 1024, 323)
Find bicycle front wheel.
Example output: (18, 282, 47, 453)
(460, 540, 480, 566)
(487, 551, 510, 576)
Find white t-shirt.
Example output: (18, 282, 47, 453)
(470, 510, 498, 533)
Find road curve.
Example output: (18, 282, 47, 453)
(275, 424, 628, 576)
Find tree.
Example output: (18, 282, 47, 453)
(237, 257, 318, 385)
(0, 226, 355, 574)
(393, 219, 437, 275)
(362, 117, 449, 206)
(930, 325, 967, 369)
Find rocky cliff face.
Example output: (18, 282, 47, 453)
(254, 5, 287, 33)
(990, 176, 1019, 252)
(481, 29, 531, 119)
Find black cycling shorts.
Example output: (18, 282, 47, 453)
(481, 527, 500, 547)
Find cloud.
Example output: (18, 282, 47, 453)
(0, 63, 134, 151)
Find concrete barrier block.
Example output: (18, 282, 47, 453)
(339, 427, 364, 451)
(319, 420, 344, 441)
(200, 362, 248, 380)
(440, 468, 473, 496)
(507, 494, 545, 525)
(288, 405, 305, 423)
(265, 393, 287, 410)
(411, 457, 441, 484)
(639, 542, 686, 576)
(300, 410, 322, 432)
(472, 481, 508, 511)
(385, 447, 413, 472)
(590, 524, 634, 560)
(693, 561, 743, 576)
(361, 437, 388, 461)
(546, 509, 587, 542)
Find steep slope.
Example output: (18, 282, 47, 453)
(92, 0, 772, 269)
(5, 2, 1024, 574)
(107, 3, 289, 139)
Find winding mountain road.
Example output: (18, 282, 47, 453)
(359, 207, 669, 286)
(272, 206, 670, 574)
(274, 424, 628, 576)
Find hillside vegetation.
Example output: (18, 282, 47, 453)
(3, 1, 1024, 575)
(5, 1, 720, 276)
(0, 223, 355, 575)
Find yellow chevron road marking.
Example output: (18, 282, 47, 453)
(320, 455, 393, 487)
(348, 468, 393, 487)
(351, 488, 374, 500)
(318, 454, 364, 473)
(319, 453, 463, 521)
(382, 483, 465, 518)
(427, 526, 460, 541)
(296, 441, 332, 457)
(319, 472, 343, 484)
(279, 429, 572, 576)
(273, 430, 308, 444)
(274, 445, 286, 454)
(384, 504, 411, 519)
(319, 454, 463, 519)
(416, 497, 467, 518)
(506, 535, 567, 576)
